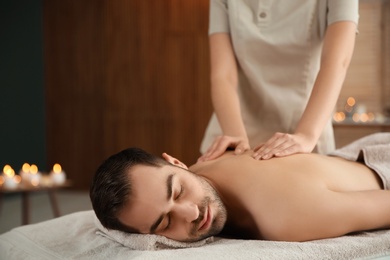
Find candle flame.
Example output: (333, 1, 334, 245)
(347, 97, 356, 107)
(53, 163, 62, 173)
(333, 112, 346, 122)
(22, 163, 30, 172)
(360, 113, 369, 123)
(30, 164, 38, 174)
(5, 168, 15, 178)
(3, 164, 11, 173)
(352, 113, 360, 122)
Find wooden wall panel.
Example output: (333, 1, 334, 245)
(44, 0, 211, 189)
(44, 0, 106, 190)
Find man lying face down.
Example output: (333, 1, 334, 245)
(90, 134, 390, 242)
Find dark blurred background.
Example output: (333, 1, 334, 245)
(1, 0, 389, 191)
(0, 0, 213, 190)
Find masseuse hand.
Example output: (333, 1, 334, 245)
(198, 135, 250, 162)
(252, 132, 316, 160)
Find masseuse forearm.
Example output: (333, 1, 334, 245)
(295, 58, 348, 139)
(211, 79, 247, 137)
(295, 21, 357, 140)
(210, 33, 247, 138)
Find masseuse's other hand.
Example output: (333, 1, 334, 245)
(252, 132, 316, 160)
(198, 135, 250, 162)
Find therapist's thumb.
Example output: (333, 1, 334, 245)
(234, 144, 246, 155)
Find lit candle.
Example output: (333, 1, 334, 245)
(29, 164, 42, 186)
(2, 165, 20, 189)
(19, 163, 31, 183)
(50, 163, 66, 185)
(333, 112, 346, 122)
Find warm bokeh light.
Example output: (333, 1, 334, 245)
(4, 168, 15, 178)
(360, 113, 369, 123)
(352, 113, 360, 122)
(3, 164, 11, 174)
(0, 176, 4, 185)
(30, 164, 38, 174)
(344, 104, 353, 113)
(31, 178, 39, 186)
(53, 163, 62, 173)
(14, 175, 21, 183)
(22, 163, 31, 172)
(368, 112, 375, 121)
(333, 112, 346, 122)
(347, 97, 356, 106)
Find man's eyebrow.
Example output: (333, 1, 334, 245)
(150, 173, 174, 233)
(166, 173, 174, 200)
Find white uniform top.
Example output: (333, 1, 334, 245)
(201, 0, 359, 154)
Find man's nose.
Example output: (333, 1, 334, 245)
(174, 201, 199, 222)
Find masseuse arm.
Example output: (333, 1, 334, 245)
(198, 33, 250, 162)
(253, 21, 357, 160)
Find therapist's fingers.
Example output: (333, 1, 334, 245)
(198, 136, 249, 162)
(252, 133, 299, 160)
(206, 137, 232, 160)
(261, 141, 298, 160)
(234, 142, 250, 155)
(198, 136, 230, 162)
(273, 143, 301, 157)
(272, 137, 316, 158)
(252, 133, 285, 159)
(198, 137, 221, 162)
(253, 132, 315, 160)
(206, 136, 249, 160)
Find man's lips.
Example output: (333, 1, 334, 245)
(198, 205, 212, 231)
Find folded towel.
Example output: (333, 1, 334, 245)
(94, 215, 215, 250)
(329, 132, 390, 190)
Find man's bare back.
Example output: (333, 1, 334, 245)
(190, 152, 389, 241)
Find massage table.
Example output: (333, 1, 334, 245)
(2, 134, 390, 259)
(0, 210, 389, 259)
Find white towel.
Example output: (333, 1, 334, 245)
(94, 216, 215, 250)
(330, 132, 390, 190)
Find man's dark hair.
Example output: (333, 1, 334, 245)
(90, 147, 168, 232)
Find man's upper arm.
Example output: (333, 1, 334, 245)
(300, 190, 390, 241)
(263, 189, 390, 242)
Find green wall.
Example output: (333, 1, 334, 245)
(0, 0, 46, 172)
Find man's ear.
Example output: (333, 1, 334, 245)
(162, 153, 188, 170)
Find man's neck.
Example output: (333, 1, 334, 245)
(220, 204, 260, 239)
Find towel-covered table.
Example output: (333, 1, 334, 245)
(0, 210, 389, 259)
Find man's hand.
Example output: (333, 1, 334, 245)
(252, 133, 316, 160)
(198, 135, 250, 162)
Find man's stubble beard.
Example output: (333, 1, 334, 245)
(183, 174, 228, 242)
